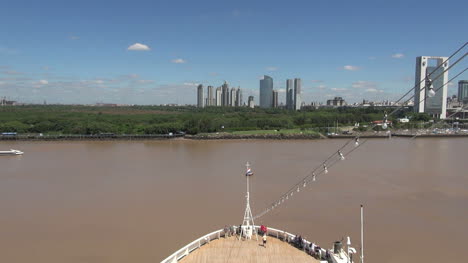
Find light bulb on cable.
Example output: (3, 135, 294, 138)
(426, 76, 435, 97)
(382, 111, 388, 129)
(428, 87, 436, 97)
(312, 173, 316, 182)
(297, 187, 300, 193)
(338, 150, 345, 160)
(303, 181, 307, 187)
(323, 164, 328, 174)
(355, 137, 359, 146)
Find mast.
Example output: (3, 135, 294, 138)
(360, 204, 364, 263)
(240, 162, 258, 241)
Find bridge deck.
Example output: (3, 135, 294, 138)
(180, 236, 319, 263)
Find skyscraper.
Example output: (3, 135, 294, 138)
(458, 80, 468, 103)
(272, 90, 279, 108)
(260, 75, 273, 108)
(294, 78, 302, 110)
(222, 81, 229, 106)
(235, 88, 242, 107)
(207, 86, 214, 106)
(197, 84, 204, 108)
(286, 79, 294, 110)
(215, 87, 222, 106)
(230, 87, 237, 107)
(414, 56, 448, 119)
(248, 96, 255, 108)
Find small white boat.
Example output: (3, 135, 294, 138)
(0, 149, 24, 156)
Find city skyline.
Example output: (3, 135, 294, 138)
(0, 0, 466, 105)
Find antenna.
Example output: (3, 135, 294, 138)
(240, 162, 258, 241)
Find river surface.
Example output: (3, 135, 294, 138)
(0, 138, 467, 263)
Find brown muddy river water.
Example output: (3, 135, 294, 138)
(0, 138, 467, 263)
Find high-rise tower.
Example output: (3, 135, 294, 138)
(197, 84, 204, 108)
(260, 75, 273, 108)
(294, 78, 302, 110)
(222, 81, 229, 106)
(414, 56, 448, 119)
(286, 79, 294, 110)
(206, 86, 214, 106)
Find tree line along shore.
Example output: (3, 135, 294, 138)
(0, 105, 436, 138)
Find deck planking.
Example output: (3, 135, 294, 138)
(180, 236, 319, 263)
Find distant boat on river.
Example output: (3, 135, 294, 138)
(0, 149, 24, 156)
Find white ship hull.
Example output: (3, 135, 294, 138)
(0, 149, 24, 155)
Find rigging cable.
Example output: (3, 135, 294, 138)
(253, 42, 467, 220)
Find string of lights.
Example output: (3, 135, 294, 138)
(252, 43, 467, 220)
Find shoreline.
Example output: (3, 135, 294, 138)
(1, 133, 468, 141)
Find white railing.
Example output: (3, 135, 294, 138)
(266, 226, 328, 259)
(160, 225, 328, 263)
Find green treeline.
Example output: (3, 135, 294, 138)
(0, 105, 427, 135)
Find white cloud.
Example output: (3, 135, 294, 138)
(392, 53, 405, 59)
(365, 88, 382, 93)
(37, 79, 48, 85)
(171, 58, 187, 64)
(352, 80, 378, 89)
(331, 88, 348, 91)
(266, 66, 278, 71)
(69, 35, 80, 40)
(343, 65, 360, 71)
(311, 80, 323, 83)
(137, 79, 154, 84)
(127, 43, 151, 51)
(2, 70, 23, 75)
(183, 82, 199, 86)
(316, 84, 327, 90)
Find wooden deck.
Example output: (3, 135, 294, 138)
(180, 236, 319, 263)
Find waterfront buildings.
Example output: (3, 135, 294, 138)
(196, 82, 245, 108)
(197, 84, 204, 108)
(0, 97, 16, 106)
(272, 90, 279, 108)
(327, 97, 346, 107)
(293, 78, 302, 110)
(414, 56, 449, 119)
(459, 80, 468, 103)
(259, 75, 273, 108)
(286, 79, 294, 110)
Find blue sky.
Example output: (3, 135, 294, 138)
(0, 0, 466, 105)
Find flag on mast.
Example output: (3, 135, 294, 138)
(245, 168, 253, 176)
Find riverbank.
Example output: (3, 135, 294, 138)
(2, 132, 468, 141)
